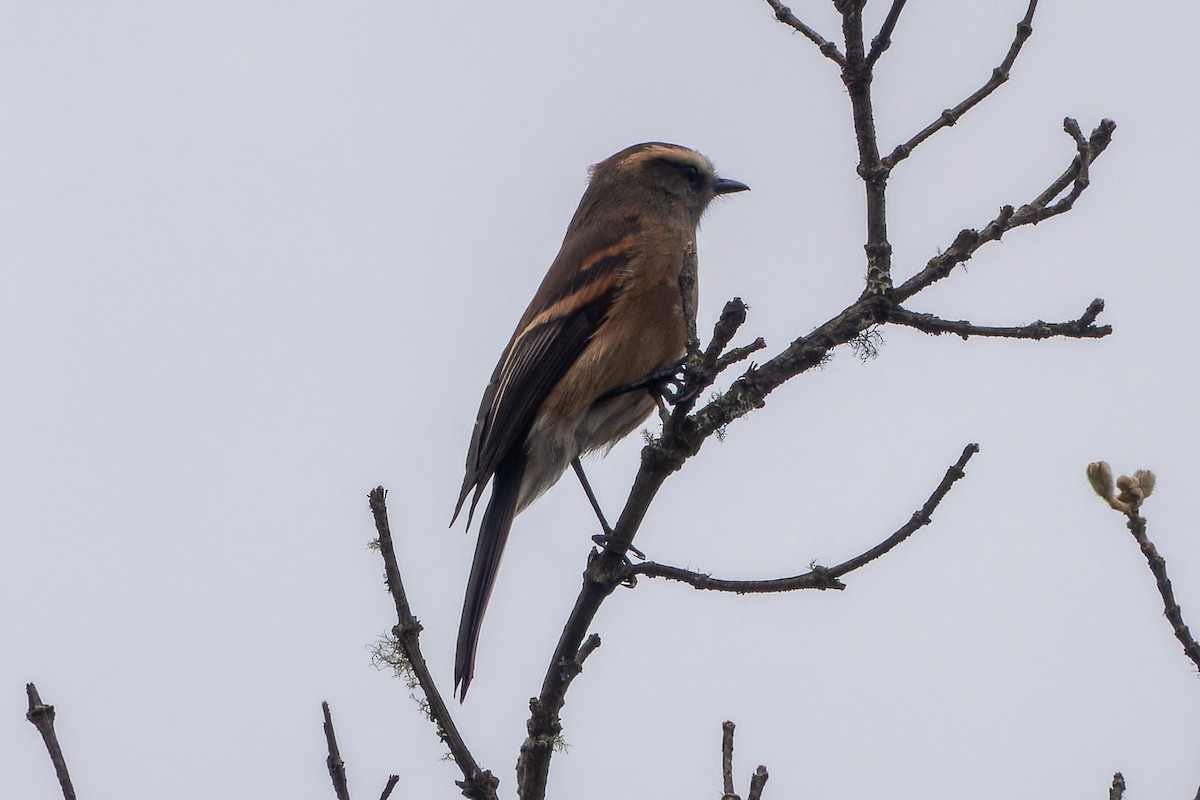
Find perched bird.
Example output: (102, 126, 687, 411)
(451, 142, 748, 698)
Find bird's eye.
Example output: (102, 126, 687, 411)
(681, 164, 701, 184)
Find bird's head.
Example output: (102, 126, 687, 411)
(584, 142, 749, 226)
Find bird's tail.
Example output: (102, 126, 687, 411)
(454, 448, 526, 700)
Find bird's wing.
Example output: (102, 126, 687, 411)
(451, 228, 640, 526)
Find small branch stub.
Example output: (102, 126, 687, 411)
(25, 683, 77, 800)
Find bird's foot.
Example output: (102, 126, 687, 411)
(597, 357, 698, 406)
(591, 533, 646, 561)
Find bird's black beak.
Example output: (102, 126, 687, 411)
(713, 177, 750, 195)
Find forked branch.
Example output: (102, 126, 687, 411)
(763, 0, 846, 66)
(721, 721, 769, 800)
(894, 118, 1116, 302)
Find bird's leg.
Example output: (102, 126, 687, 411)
(596, 356, 695, 406)
(572, 458, 645, 561)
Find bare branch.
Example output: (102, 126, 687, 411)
(1123, 509, 1200, 670)
(836, 3, 892, 293)
(889, 300, 1111, 341)
(632, 443, 979, 592)
(866, 0, 908, 67)
(718, 721, 769, 800)
(367, 488, 499, 800)
(830, 443, 978, 574)
(25, 684, 76, 800)
(672, 298, 760, 412)
(1018, 118, 1116, 222)
(748, 767, 770, 800)
(722, 721, 737, 800)
(716, 337, 768, 373)
(1109, 772, 1126, 800)
(632, 560, 843, 593)
(515, 636, 604, 796)
(883, 0, 1038, 168)
(379, 775, 400, 800)
(323, 701, 352, 800)
(762, 0, 847, 66)
(893, 119, 1116, 302)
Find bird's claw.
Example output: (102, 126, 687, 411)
(597, 357, 697, 407)
(591, 533, 646, 561)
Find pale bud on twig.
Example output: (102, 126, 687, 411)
(1132, 469, 1156, 498)
(1087, 461, 1156, 513)
(1115, 474, 1142, 507)
(1086, 461, 1115, 502)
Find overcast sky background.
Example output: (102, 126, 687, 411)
(3, 1, 1198, 798)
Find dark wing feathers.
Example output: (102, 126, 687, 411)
(453, 287, 618, 526)
(452, 229, 639, 528)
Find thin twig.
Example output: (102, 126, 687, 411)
(1109, 772, 1126, 800)
(747, 766, 770, 800)
(716, 337, 767, 372)
(323, 701, 352, 800)
(632, 560, 843, 593)
(722, 721, 737, 799)
(883, 0, 1038, 168)
(718, 720, 768, 800)
(367, 488, 499, 800)
(1016, 118, 1115, 223)
(379, 775, 400, 800)
(890, 300, 1110, 340)
(632, 444, 979, 591)
(893, 119, 1116, 303)
(1124, 510, 1200, 670)
(866, 0, 908, 67)
(672, 298, 758, 414)
(762, 0, 846, 66)
(25, 684, 76, 800)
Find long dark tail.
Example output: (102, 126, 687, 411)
(455, 448, 526, 700)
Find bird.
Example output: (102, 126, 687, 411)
(450, 142, 748, 699)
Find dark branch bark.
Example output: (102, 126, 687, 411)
(1109, 772, 1126, 800)
(718, 720, 769, 800)
(379, 775, 400, 800)
(748, 767, 769, 800)
(514, 634, 601, 797)
(1123, 510, 1200, 670)
(893, 118, 1116, 303)
(323, 701, 352, 800)
(889, 300, 1110, 340)
(721, 721, 737, 799)
(633, 443, 979, 591)
(866, 0, 908, 67)
(838, 3, 892, 293)
(25, 684, 76, 800)
(882, 0, 1038, 169)
(762, 0, 846, 66)
(367, 488, 498, 800)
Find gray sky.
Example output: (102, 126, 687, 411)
(3, 1, 1198, 798)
